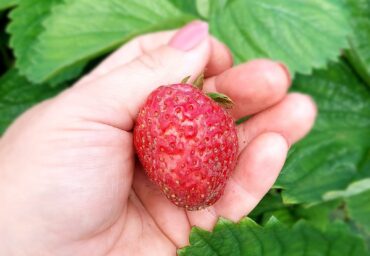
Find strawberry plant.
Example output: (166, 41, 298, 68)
(0, 0, 369, 254)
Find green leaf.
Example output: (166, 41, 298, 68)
(7, 0, 93, 86)
(7, 0, 62, 77)
(170, 0, 208, 18)
(292, 200, 344, 230)
(275, 61, 370, 204)
(324, 178, 370, 201)
(346, 0, 370, 86)
(347, 189, 370, 234)
(171, 0, 199, 16)
(47, 60, 87, 87)
(342, 155, 370, 234)
(249, 190, 285, 218)
(250, 190, 343, 230)
(196, 0, 210, 19)
(9, 0, 192, 83)
(209, 0, 350, 75)
(260, 208, 297, 226)
(0, 69, 65, 134)
(179, 217, 368, 255)
(0, 0, 18, 10)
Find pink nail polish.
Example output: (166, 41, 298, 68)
(169, 21, 209, 51)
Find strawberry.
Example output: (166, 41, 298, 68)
(134, 82, 238, 210)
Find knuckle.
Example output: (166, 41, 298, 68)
(137, 53, 163, 71)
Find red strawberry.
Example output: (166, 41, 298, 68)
(134, 83, 238, 210)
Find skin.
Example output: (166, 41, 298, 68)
(0, 28, 317, 256)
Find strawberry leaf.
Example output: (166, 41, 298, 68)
(7, 0, 92, 86)
(7, 0, 61, 71)
(8, 0, 192, 83)
(0, 0, 18, 11)
(250, 191, 343, 230)
(275, 61, 370, 204)
(346, 0, 370, 87)
(347, 188, 370, 234)
(193, 73, 204, 90)
(178, 217, 369, 255)
(171, 0, 208, 18)
(0, 69, 65, 134)
(171, 0, 199, 16)
(210, 0, 351, 76)
(196, 0, 210, 19)
(324, 178, 370, 202)
(321, 157, 370, 234)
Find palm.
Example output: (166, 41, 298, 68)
(0, 114, 177, 255)
(39, 127, 263, 256)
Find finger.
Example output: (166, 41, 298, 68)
(203, 59, 291, 119)
(186, 132, 288, 230)
(93, 33, 233, 80)
(133, 167, 190, 248)
(238, 93, 317, 153)
(66, 21, 211, 131)
(204, 37, 233, 77)
(213, 132, 288, 222)
(78, 27, 233, 86)
(78, 30, 176, 85)
(186, 204, 218, 232)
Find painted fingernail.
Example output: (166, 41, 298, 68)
(277, 62, 291, 85)
(169, 21, 209, 51)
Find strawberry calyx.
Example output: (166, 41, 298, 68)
(193, 74, 204, 89)
(181, 76, 191, 84)
(181, 74, 204, 89)
(180, 74, 234, 109)
(206, 92, 234, 109)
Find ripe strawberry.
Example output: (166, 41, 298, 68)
(134, 82, 238, 210)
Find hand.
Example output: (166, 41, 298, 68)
(0, 21, 316, 256)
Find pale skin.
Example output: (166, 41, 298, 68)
(0, 22, 317, 256)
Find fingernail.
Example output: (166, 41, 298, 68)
(169, 21, 209, 51)
(277, 62, 291, 85)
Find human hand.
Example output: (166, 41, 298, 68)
(0, 21, 316, 256)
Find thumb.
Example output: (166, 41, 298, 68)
(69, 21, 210, 131)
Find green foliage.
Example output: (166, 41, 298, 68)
(171, 0, 209, 18)
(0, 0, 18, 11)
(0, 69, 65, 134)
(178, 217, 369, 255)
(195, 0, 209, 19)
(346, 0, 370, 86)
(347, 188, 370, 234)
(209, 0, 350, 75)
(171, 0, 199, 16)
(8, 0, 61, 72)
(8, 0, 193, 83)
(276, 61, 370, 204)
(1, 0, 370, 253)
(250, 190, 344, 230)
(324, 178, 370, 201)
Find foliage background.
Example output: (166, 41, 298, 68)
(0, 0, 369, 254)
